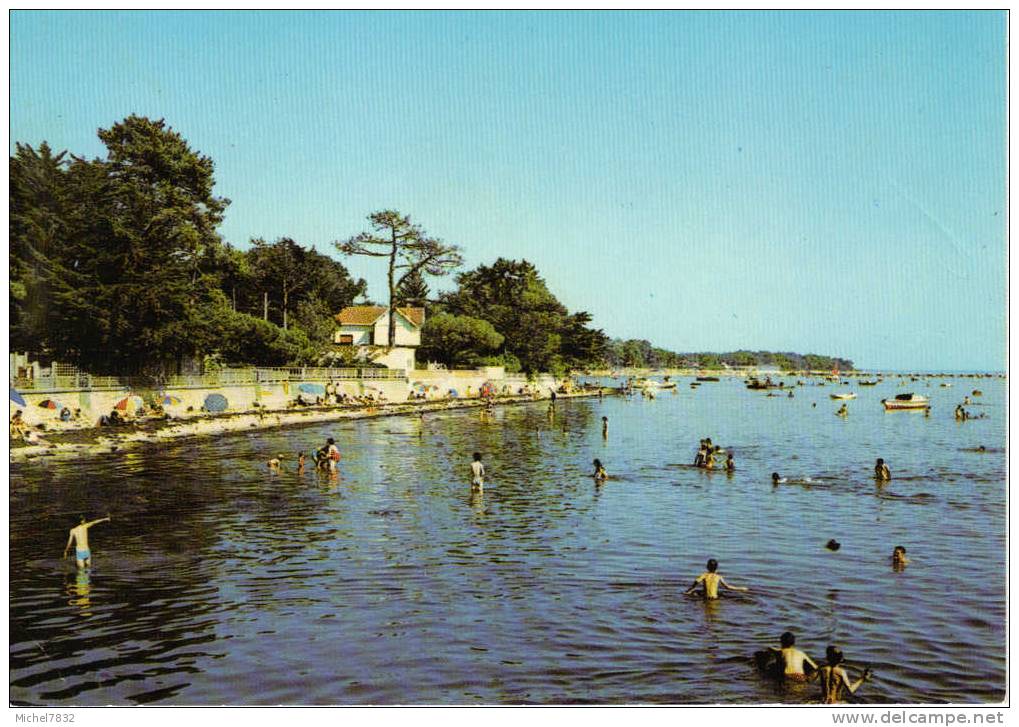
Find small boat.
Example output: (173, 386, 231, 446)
(882, 393, 929, 410)
(830, 393, 857, 400)
(940, 383, 952, 388)
(696, 376, 720, 382)
(972, 390, 983, 396)
(746, 378, 779, 390)
(634, 378, 676, 390)
(858, 381, 878, 386)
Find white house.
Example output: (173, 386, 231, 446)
(334, 305, 425, 371)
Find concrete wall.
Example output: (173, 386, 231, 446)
(12, 370, 566, 428)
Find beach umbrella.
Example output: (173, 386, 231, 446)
(115, 395, 144, 411)
(10, 387, 26, 407)
(298, 383, 326, 395)
(162, 394, 183, 406)
(204, 393, 229, 412)
(38, 399, 63, 410)
(448, 389, 459, 398)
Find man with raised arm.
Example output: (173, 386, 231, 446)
(63, 514, 111, 569)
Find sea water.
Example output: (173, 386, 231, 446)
(9, 376, 1006, 704)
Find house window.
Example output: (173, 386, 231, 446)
(339, 334, 354, 345)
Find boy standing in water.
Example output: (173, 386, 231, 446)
(684, 558, 748, 600)
(817, 645, 871, 703)
(63, 514, 111, 569)
(470, 452, 485, 491)
(874, 458, 891, 481)
(768, 631, 817, 681)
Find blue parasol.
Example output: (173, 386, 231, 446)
(298, 383, 326, 395)
(204, 393, 229, 412)
(10, 387, 26, 407)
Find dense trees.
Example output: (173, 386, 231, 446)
(9, 117, 366, 374)
(417, 314, 504, 369)
(602, 341, 854, 371)
(436, 258, 608, 374)
(11, 116, 850, 377)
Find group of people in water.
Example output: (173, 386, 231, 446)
(693, 437, 735, 472)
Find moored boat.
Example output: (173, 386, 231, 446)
(830, 393, 857, 400)
(882, 393, 929, 410)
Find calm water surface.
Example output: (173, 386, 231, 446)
(10, 376, 1006, 704)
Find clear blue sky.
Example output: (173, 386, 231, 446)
(10, 11, 1007, 371)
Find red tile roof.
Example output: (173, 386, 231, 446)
(336, 306, 424, 327)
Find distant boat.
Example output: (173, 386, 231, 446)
(830, 393, 857, 400)
(858, 381, 878, 386)
(882, 393, 929, 410)
(696, 376, 720, 382)
(746, 378, 780, 390)
(634, 378, 676, 390)
(940, 383, 952, 388)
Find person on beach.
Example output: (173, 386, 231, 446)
(768, 632, 818, 681)
(10, 410, 28, 440)
(470, 452, 485, 491)
(816, 646, 871, 704)
(874, 458, 891, 481)
(63, 514, 111, 569)
(592, 458, 607, 482)
(891, 545, 909, 569)
(684, 558, 748, 600)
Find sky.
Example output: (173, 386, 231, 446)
(9, 10, 1007, 371)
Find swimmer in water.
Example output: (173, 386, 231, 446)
(297, 451, 306, 474)
(891, 545, 909, 568)
(592, 458, 607, 482)
(836, 403, 848, 417)
(817, 645, 871, 704)
(768, 631, 818, 681)
(601, 416, 608, 438)
(874, 458, 891, 481)
(267, 455, 283, 472)
(772, 472, 787, 485)
(684, 558, 748, 600)
(470, 452, 485, 491)
(725, 452, 735, 473)
(63, 514, 111, 569)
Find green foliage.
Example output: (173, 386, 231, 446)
(603, 340, 854, 371)
(10, 117, 368, 373)
(395, 269, 430, 308)
(441, 258, 606, 374)
(418, 313, 504, 368)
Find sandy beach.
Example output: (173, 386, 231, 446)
(10, 390, 607, 464)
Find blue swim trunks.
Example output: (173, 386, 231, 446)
(76, 549, 90, 561)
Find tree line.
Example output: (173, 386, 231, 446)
(10, 117, 370, 376)
(603, 340, 854, 372)
(10, 116, 611, 377)
(10, 115, 851, 378)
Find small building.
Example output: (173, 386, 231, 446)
(334, 305, 425, 371)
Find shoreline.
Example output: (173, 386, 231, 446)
(9, 390, 608, 464)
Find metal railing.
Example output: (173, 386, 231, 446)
(12, 366, 408, 393)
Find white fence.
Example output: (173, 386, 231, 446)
(11, 365, 407, 393)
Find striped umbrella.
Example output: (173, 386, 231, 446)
(38, 399, 63, 410)
(162, 394, 183, 406)
(115, 395, 144, 411)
